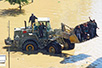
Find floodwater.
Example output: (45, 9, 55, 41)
(0, 0, 102, 68)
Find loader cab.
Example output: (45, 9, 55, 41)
(34, 17, 51, 38)
(34, 17, 51, 31)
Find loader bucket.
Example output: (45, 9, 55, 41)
(69, 33, 80, 43)
(61, 23, 80, 43)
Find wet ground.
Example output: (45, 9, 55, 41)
(0, 0, 102, 68)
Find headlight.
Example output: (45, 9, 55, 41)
(14, 35, 19, 40)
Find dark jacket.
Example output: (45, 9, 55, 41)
(83, 26, 88, 33)
(29, 15, 37, 23)
(75, 27, 82, 34)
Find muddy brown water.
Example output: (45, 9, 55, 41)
(0, 0, 102, 68)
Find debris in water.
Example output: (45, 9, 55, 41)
(86, 61, 88, 63)
(58, 1, 60, 3)
(17, 58, 19, 60)
(81, 65, 83, 67)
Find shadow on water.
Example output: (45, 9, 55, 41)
(3, 46, 72, 58)
(60, 54, 91, 64)
(87, 57, 102, 68)
(0, 8, 25, 17)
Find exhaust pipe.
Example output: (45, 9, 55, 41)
(24, 20, 27, 29)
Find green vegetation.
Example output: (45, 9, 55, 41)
(5, 0, 29, 11)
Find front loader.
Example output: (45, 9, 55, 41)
(5, 17, 80, 54)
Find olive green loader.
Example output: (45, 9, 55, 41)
(5, 17, 80, 54)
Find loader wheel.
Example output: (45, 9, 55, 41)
(23, 41, 38, 51)
(63, 39, 75, 50)
(63, 39, 70, 50)
(47, 41, 61, 54)
(49, 46, 56, 53)
(64, 42, 69, 50)
(69, 43, 75, 50)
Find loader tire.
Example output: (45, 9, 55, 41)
(63, 39, 75, 50)
(47, 41, 62, 54)
(23, 41, 38, 51)
(69, 43, 75, 50)
(63, 39, 71, 50)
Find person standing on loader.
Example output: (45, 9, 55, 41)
(75, 25, 82, 42)
(29, 13, 38, 28)
(92, 19, 99, 37)
(89, 17, 99, 38)
(39, 22, 44, 38)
